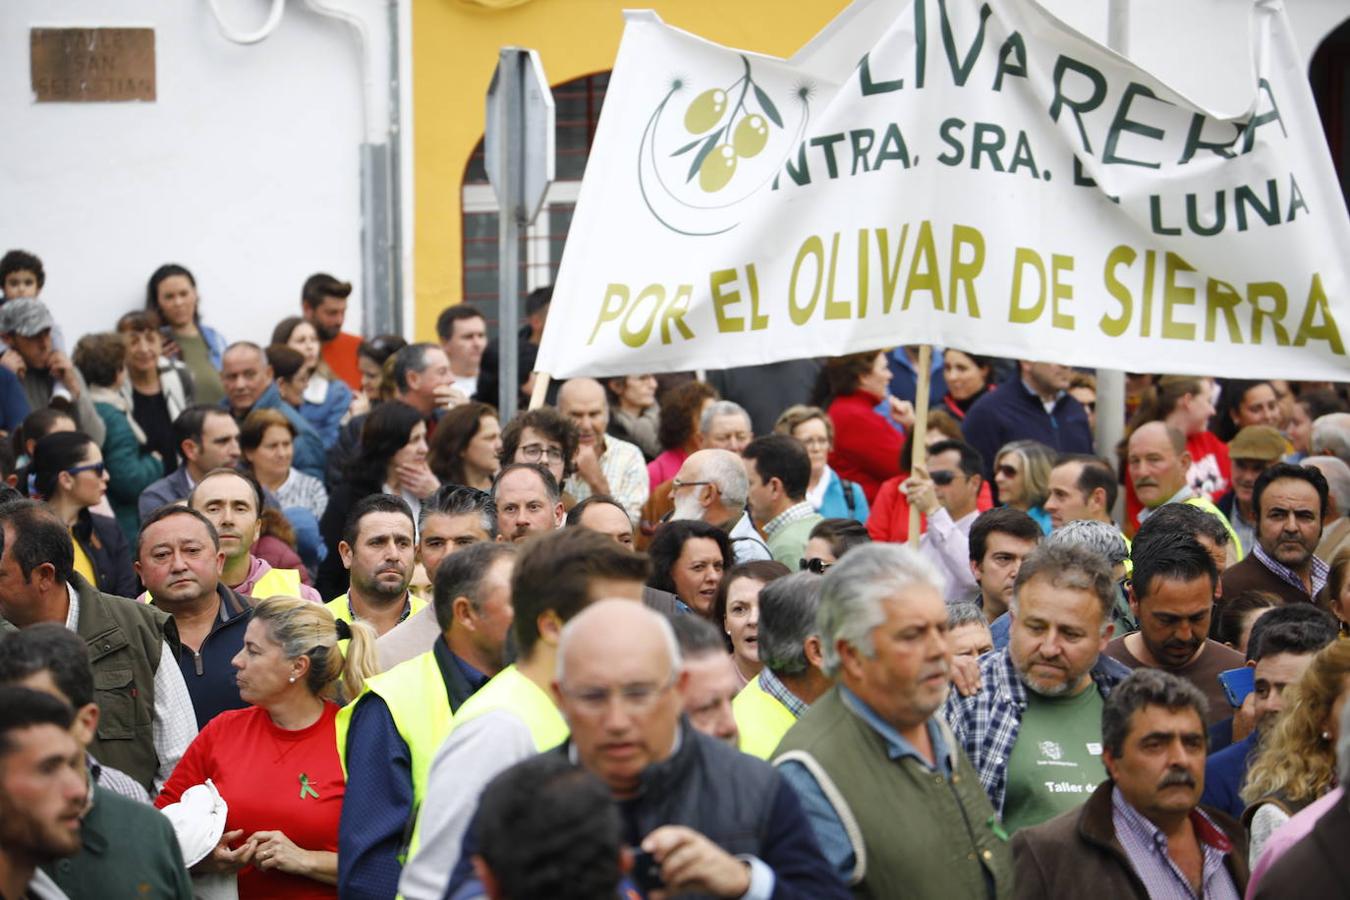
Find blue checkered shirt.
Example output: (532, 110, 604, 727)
(941, 646, 1131, 814)
(1112, 786, 1240, 900)
(759, 667, 808, 718)
(1252, 542, 1329, 600)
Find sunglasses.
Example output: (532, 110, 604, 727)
(799, 557, 832, 574)
(930, 469, 957, 486)
(995, 464, 1020, 479)
(66, 462, 106, 478)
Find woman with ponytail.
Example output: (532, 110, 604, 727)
(156, 597, 377, 898)
(1120, 374, 1231, 533)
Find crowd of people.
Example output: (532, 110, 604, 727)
(0, 246, 1349, 899)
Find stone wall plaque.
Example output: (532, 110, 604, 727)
(31, 27, 155, 102)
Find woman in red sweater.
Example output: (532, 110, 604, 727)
(157, 597, 377, 899)
(818, 350, 913, 503)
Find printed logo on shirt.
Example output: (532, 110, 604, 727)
(1038, 741, 1062, 762)
(1086, 742, 1103, 756)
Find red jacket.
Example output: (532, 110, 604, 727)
(827, 392, 904, 503)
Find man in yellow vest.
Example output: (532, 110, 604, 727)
(324, 494, 425, 638)
(1128, 422, 1244, 565)
(445, 599, 849, 899)
(396, 528, 650, 900)
(336, 539, 516, 900)
(188, 468, 319, 602)
(734, 573, 833, 759)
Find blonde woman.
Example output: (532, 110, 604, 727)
(157, 598, 377, 898)
(1241, 639, 1350, 861)
(993, 440, 1055, 534)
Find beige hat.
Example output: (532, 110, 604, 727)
(1229, 425, 1287, 462)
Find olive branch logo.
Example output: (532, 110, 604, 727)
(636, 55, 810, 236)
(672, 55, 784, 193)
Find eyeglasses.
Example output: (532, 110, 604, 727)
(799, 557, 832, 574)
(995, 464, 1020, 479)
(518, 443, 564, 463)
(562, 679, 674, 715)
(66, 462, 106, 478)
(930, 469, 957, 486)
(672, 478, 713, 491)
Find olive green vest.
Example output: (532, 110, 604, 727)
(71, 574, 170, 793)
(773, 687, 1012, 899)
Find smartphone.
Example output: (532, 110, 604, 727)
(1218, 666, 1255, 708)
(630, 849, 664, 893)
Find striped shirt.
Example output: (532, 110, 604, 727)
(1111, 786, 1240, 900)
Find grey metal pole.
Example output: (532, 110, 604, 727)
(496, 50, 525, 422)
(1097, 0, 1130, 517)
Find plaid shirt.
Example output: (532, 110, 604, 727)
(1252, 542, 1329, 599)
(942, 646, 1131, 814)
(759, 667, 808, 718)
(565, 435, 649, 523)
(1112, 786, 1241, 900)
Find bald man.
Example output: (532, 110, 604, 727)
(557, 377, 649, 522)
(1129, 421, 1242, 554)
(442, 600, 847, 899)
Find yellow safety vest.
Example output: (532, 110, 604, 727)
(1184, 496, 1245, 563)
(448, 664, 569, 751)
(244, 566, 302, 600)
(732, 673, 797, 760)
(325, 592, 427, 652)
(334, 651, 452, 866)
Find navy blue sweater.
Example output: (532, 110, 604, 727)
(960, 377, 1094, 491)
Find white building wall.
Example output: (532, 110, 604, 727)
(0, 0, 367, 345)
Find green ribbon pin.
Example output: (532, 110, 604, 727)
(299, 773, 319, 800)
(987, 815, 1009, 842)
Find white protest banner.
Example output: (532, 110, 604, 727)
(535, 0, 1350, 381)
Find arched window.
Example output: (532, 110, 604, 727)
(461, 71, 610, 325)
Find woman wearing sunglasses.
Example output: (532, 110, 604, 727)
(31, 430, 138, 598)
(992, 440, 1055, 535)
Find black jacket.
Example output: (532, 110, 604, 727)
(72, 509, 139, 599)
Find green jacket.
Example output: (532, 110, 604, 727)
(0, 576, 173, 792)
(73, 573, 175, 792)
(774, 686, 1012, 899)
(42, 780, 192, 899)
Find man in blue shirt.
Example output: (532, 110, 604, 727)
(135, 505, 250, 729)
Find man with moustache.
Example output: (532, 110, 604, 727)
(773, 544, 1012, 894)
(1128, 422, 1242, 558)
(944, 544, 1131, 831)
(0, 686, 88, 900)
(1011, 669, 1248, 898)
(1220, 463, 1331, 606)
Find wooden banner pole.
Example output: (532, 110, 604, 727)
(906, 345, 932, 549)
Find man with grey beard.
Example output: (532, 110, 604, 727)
(669, 449, 771, 562)
(944, 543, 1132, 833)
